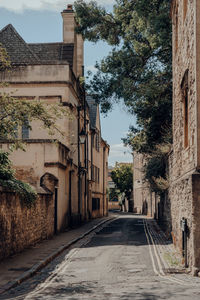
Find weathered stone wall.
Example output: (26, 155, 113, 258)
(192, 174, 200, 269)
(172, 0, 196, 180)
(133, 152, 155, 217)
(170, 0, 200, 271)
(0, 191, 54, 260)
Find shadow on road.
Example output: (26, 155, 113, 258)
(83, 212, 168, 249)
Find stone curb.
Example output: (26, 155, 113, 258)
(0, 216, 115, 295)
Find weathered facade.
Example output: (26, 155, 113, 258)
(133, 152, 155, 217)
(107, 166, 121, 210)
(87, 96, 109, 218)
(0, 5, 109, 234)
(0, 189, 54, 260)
(133, 152, 172, 237)
(170, 0, 200, 272)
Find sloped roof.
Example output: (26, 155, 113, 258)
(28, 43, 74, 66)
(0, 24, 74, 66)
(86, 95, 98, 130)
(0, 24, 39, 63)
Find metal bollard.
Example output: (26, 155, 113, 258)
(180, 217, 188, 268)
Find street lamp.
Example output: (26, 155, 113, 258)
(79, 128, 86, 144)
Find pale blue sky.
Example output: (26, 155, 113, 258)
(0, 1, 136, 165)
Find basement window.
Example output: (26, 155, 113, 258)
(181, 70, 189, 148)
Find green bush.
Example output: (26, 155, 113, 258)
(144, 153, 169, 193)
(0, 151, 37, 206)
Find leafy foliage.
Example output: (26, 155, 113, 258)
(143, 144, 171, 193)
(0, 43, 10, 70)
(108, 188, 120, 202)
(0, 44, 70, 149)
(111, 163, 133, 198)
(75, 0, 172, 153)
(0, 151, 37, 206)
(75, 0, 172, 192)
(0, 91, 69, 149)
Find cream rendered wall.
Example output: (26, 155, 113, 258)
(0, 64, 70, 83)
(0, 142, 71, 230)
(0, 63, 82, 166)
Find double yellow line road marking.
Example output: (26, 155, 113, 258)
(143, 219, 190, 286)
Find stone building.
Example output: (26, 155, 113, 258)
(107, 166, 121, 210)
(133, 152, 171, 234)
(87, 96, 109, 218)
(133, 152, 155, 217)
(170, 0, 200, 272)
(0, 5, 109, 232)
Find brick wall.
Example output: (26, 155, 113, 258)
(0, 191, 54, 260)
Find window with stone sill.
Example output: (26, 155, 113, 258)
(21, 118, 29, 139)
(181, 69, 189, 149)
(13, 118, 30, 139)
(95, 132, 100, 152)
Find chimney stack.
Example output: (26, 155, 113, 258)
(67, 4, 73, 10)
(61, 4, 84, 77)
(61, 4, 76, 44)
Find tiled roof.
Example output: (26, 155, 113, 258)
(0, 24, 39, 63)
(86, 95, 98, 130)
(0, 24, 74, 66)
(28, 43, 74, 66)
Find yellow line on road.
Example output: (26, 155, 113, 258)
(143, 219, 189, 286)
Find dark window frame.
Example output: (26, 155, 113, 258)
(181, 69, 189, 149)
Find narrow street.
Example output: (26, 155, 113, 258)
(1, 213, 200, 300)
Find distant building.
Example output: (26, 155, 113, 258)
(133, 152, 158, 217)
(107, 166, 120, 210)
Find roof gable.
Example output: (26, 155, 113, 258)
(0, 24, 39, 63)
(0, 24, 74, 66)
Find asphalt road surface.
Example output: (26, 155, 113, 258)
(1, 214, 200, 300)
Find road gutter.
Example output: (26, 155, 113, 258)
(0, 216, 116, 295)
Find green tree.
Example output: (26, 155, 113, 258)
(0, 151, 37, 206)
(111, 163, 133, 198)
(74, 0, 172, 192)
(74, 0, 172, 153)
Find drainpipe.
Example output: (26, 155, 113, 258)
(69, 170, 72, 226)
(83, 89, 87, 220)
(103, 146, 105, 216)
(78, 106, 81, 221)
(150, 192, 152, 218)
(181, 217, 188, 268)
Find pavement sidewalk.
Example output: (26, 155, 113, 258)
(0, 215, 114, 295)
